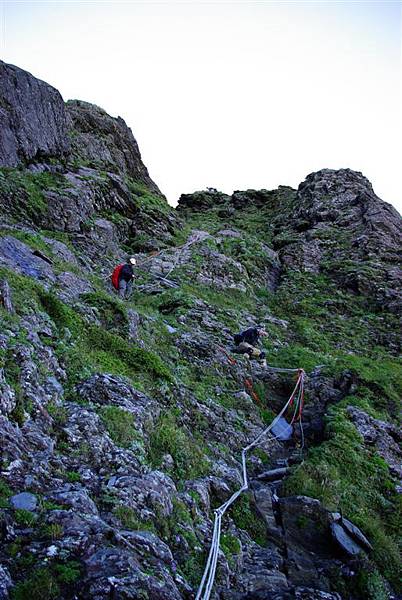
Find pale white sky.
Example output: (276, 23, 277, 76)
(1, 1, 401, 211)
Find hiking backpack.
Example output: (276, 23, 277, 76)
(111, 264, 124, 289)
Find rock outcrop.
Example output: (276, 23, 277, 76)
(66, 100, 162, 194)
(277, 169, 402, 312)
(0, 61, 69, 167)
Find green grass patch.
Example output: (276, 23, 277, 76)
(81, 290, 129, 337)
(271, 343, 333, 373)
(333, 353, 402, 417)
(0, 168, 67, 222)
(47, 402, 68, 426)
(154, 289, 195, 315)
(14, 509, 37, 527)
(0, 267, 42, 314)
(37, 289, 80, 335)
(0, 478, 12, 508)
(221, 532, 241, 568)
(229, 493, 267, 546)
(84, 325, 172, 381)
(99, 405, 138, 448)
(40, 523, 63, 540)
(1, 230, 52, 257)
(10, 567, 59, 600)
(126, 178, 172, 216)
(149, 410, 209, 481)
(182, 282, 256, 313)
(152, 497, 206, 586)
(114, 505, 156, 533)
(65, 470, 81, 483)
(0, 268, 171, 397)
(3, 348, 21, 388)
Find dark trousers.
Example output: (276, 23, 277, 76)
(118, 278, 133, 299)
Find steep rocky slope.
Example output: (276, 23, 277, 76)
(0, 62, 401, 600)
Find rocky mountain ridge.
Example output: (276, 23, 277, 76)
(0, 61, 401, 600)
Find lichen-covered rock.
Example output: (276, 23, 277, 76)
(178, 189, 230, 211)
(0, 564, 12, 600)
(277, 169, 402, 312)
(45, 489, 99, 515)
(0, 371, 16, 415)
(109, 471, 177, 519)
(76, 374, 159, 440)
(196, 246, 248, 292)
(66, 100, 162, 194)
(347, 406, 402, 486)
(0, 61, 69, 167)
(223, 543, 288, 597)
(56, 271, 94, 301)
(295, 589, 342, 600)
(61, 404, 143, 477)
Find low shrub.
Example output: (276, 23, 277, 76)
(53, 561, 82, 585)
(65, 471, 81, 483)
(40, 523, 63, 540)
(14, 509, 37, 527)
(10, 567, 59, 600)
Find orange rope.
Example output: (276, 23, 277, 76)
(244, 378, 262, 405)
(217, 345, 237, 366)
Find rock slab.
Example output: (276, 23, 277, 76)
(0, 61, 69, 167)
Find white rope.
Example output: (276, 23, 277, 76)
(196, 370, 305, 600)
(265, 365, 300, 373)
(290, 384, 302, 424)
(300, 417, 305, 451)
(161, 231, 207, 281)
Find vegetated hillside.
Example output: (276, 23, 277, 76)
(0, 61, 401, 600)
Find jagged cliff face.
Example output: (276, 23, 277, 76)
(0, 62, 401, 600)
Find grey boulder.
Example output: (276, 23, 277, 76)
(330, 522, 364, 556)
(10, 491, 37, 511)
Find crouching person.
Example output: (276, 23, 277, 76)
(233, 326, 268, 367)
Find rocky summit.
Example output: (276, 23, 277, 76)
(0, 61, 401, 600)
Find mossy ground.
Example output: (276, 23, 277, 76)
(99, 405, 138, 448)
(148, 410, 210, 481)
(0, 168, 68, 223)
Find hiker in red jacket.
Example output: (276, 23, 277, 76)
(111, 258, 137, 299)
